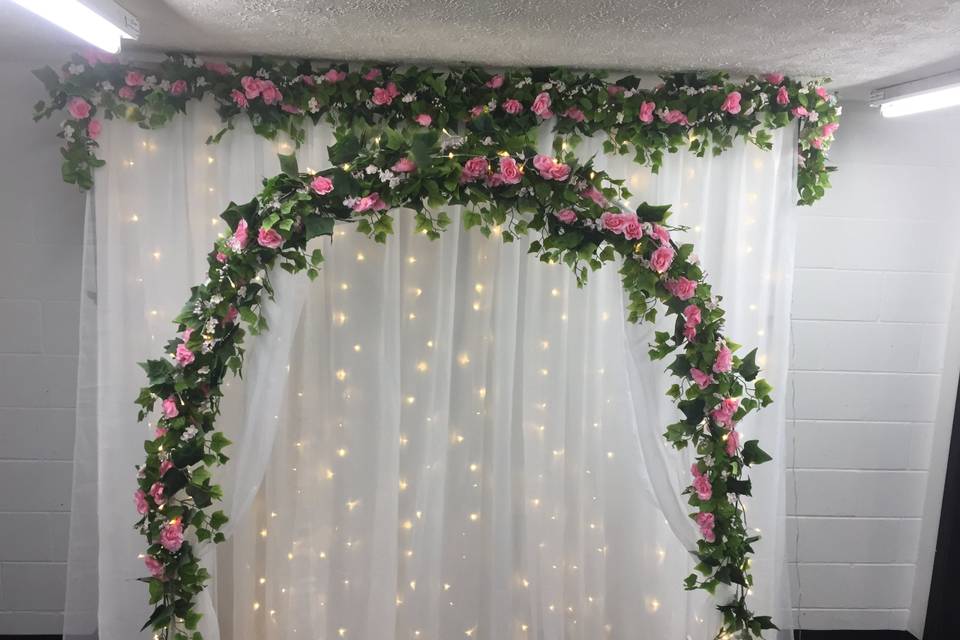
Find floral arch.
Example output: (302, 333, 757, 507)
(33, 52, 840, 640)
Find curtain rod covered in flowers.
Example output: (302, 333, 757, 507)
(33, 50, 839, 640)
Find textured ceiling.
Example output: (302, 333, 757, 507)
(3, 0, 960, 92)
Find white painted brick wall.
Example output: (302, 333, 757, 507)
(0, 59, 85, 635)
(788, 100, 960, 630)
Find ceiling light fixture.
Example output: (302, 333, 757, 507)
(10, 0, 139, 53)
(872, 70, 960, 118)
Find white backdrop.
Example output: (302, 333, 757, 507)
(64, 99, 796, 640)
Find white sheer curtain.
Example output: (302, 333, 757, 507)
(64, 99, 795, 640)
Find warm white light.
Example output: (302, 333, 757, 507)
(881, 84, 960, 118)
(11, 0, 137, 53)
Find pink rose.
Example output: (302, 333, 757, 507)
(469, 105, 485, 118)
(144, 555, 165, 579)
(230, 89, 248, 108)
(815, 86, 829, 99)
(228, 219, 249, 251)
(563, 106, 585, 123)
(392, 158, 416, 173)
(622, 216, 643, 240)
(712, 343, 733, 373)
(310, 175, 334, 195)
(162, 396, 179, 419)
(259, 81, 282, 105)
(711, 397, 740, 428)
(639, 100, 656, 123)
(683, 324, 697, 341)
(666, 277, 697, 301)
(159, 520, 184, 552)
(695, 512, 716, 542)
(650, 224, 671, 246)
(821, 122, 839, 138)
(134, 489, 148, 515)
(363, 68, 382, 81)
(791, 106, 809, 118)
(460, 157, 490, 182)
(216, 251, 228, 263)
(324, 69, 347, 83)
(159, 459, 174, 476)
(689, 367, 715, 390)
(776, 86, 789, 106)
(692, 471, 712, 501)
(502, 99, 523, 115)
(683, 304, 702, 327)
(725, 428, 740, 457)
(414, 113, 432, 126)
(223, 305, 239, 325)
(606, 85, 625, 96)
(531, 92, 553, 118)
(486, 74, 504, 89)
(353, 193, 388, 212)
(175, 344, 195, 367)
(765, 73, 784, 85)
(241, 76, 261, 99)
(485, 173, 505, 188)
(531, 155, 569, 181)
(170, 79, 188, 96)
(125, 71, 144, 87)
(721, 91, 742, 115)
(498, 157, 522, 184)
(660, 109, 689, 125)
(554, 208, 577, 224)
(154, 426, 167, 439)
(149, 481, 165, 506)
(810, 137, 824, 150)
(86, 119, 102, 139)
(257, 227, 283, 249)
(118, 86, 135, 100)
(601, 211, 627, 233)
(649, 246, 675, 273)
(581, 186, 608, 208)
(205, 62, 232, 75)
(372, 85, 397, 106)
(298, 74, 315, 86)
(281, 103, 302, 114)
(66, 97, 91, 120)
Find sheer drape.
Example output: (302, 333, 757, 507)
(64, 100, 794, 640)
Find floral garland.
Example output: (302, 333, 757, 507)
(32, 51, 842, 640)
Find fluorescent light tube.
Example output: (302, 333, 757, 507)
(10, 0, 139, 53)
(880, 84, 960, 118)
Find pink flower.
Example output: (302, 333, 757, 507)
(134, 489, 148, 515)
(502, 99, 523, 115)
(372, 82, 400, 106)
(554, 208, 577, 224)
(486, 74, 504, 89)
(281, 103, 302, 114)
(683, 304, 702, 327)
(154, 426, 167, 439)
(606, 85, 625, 96)
(649, 246, 675, 273)
(776, 86, 789, 106)
(310, 175, 334, 194)
(639, 100, 656, 123)
(532, 155, 569, 181)
(231, 89, 248, 108)
(175, 344, 195, 367)
(650, 224, 671, 246)
(259, 81, 282, 105)
(118, 86, 135, 100)
(765, 73, 785, 85)
(791, 106, 809, 118)
(810, 137, 824, 150)
(144, 555, 165, 579)
(666, 277, 697, 301)
(563, 106, 585, 122)
(149, 481, 166, 506)
(695, 512, 716, 542)
(581, 186, 608, 208)
(216, 251, 228, 263)
(600, 211, 627, 233)
(689, 367, 715, 390)
(228, 219, 249, 251)
(392, 158, 416, 173)
(622, 216, 643, 240)
(363, 68, 382, 81)
(170, 79, 188, 96)
(498, 157, 522, 184)
(125, 71, 144, 87)
(298, 74, 315, 86)
(821, 122, 839, 138)
(205, 62, 232, 75)
(223, 305, 239, 325)
(721, 91, 742, 114)
(87, 119, 102, 139)
(815, 86, 829, 99)
(683, 324, 697, 341)
(469, 105, 485, 118)
(531, 92, 553, 118)
(159, 520, 184, 553)
(67, 97, 91, 120)
(660, 109, 689, 125)
(460, 156, 490, 182)
(725, 428, 740, 456)
(692, 471, 712, 501)
(712, 343, 733, 373)
(324, 68, 347, 83)
(159, 459, 174, 476)
(162, 396, 179, 419)
(711, 397, 740, 428)
(353, 193, 388, 212)
(241, 76, 261, 99)
(257, 227, 284, 249)
(414, 113, 432, 126)
(485, 173, 505, 188)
